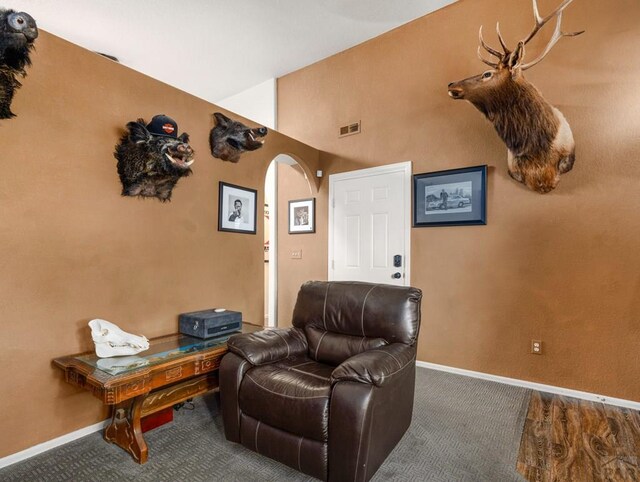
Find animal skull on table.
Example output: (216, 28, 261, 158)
(88, 319, 149, 358)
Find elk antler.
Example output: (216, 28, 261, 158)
(496, 23, 510, 53)
(478, 22, 512, 68)
(520, 0, 585, 70)
(477, 25, 503, 68)
(479, 26, 503, 59)
(477, 47, 499, 68)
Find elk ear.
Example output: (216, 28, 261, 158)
(507, 41, 525, 72)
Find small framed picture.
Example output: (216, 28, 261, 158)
(413, 165, 487, 227)
(288, 198, 316, 234)
(218, 182, 257, 234)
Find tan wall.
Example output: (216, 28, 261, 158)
(278, 0, 640, 401)
(276, 163, 325, 327)
(0, 32, 320, 457)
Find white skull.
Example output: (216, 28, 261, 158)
(88, 319, 150, 358)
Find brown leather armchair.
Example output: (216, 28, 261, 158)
(220, 281, 422, 481)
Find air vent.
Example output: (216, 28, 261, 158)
(339, 121, 361, 138)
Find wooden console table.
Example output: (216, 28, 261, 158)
(53, 325, 258, 463)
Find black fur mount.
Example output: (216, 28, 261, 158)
(114, 119, 195, 202)
(0, 9, 38, 119)
(209, 112, 267, 163)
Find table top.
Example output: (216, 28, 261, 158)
(74, 333, 234, 376)
(54, 323, 260, 380)
(52, 324, 261, 405)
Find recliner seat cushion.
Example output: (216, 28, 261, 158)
(239, 355, 333, 442)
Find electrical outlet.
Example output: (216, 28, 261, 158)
(531, 340, 542, 355)
(291, 250, 302, 259)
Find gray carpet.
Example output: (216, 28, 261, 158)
(0, 368, 529, 481)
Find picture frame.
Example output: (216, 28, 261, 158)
(288, 198, 316, 234)
(413, 165, 487, 227)
(218, 181, 257, 234)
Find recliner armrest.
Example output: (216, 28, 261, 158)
(227, 327, 308, 366)
(331, 343, 416, 387)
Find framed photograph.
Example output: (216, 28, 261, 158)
(413, 165, 487, 227)
(288, 198, 316, 234)
(218, 182, 257, 234)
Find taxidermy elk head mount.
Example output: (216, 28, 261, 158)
(447, 0, 584, 194)
(209, 112, 268, 163)
(0, 9, 38, 119)
(114, 115, 194, 202)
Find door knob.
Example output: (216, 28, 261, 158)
(392, 272, 402, 279)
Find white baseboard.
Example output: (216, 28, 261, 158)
(416, 361, 640, 411)
(0, 419, 108, 469)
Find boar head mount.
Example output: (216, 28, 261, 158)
(0, 9, 38, 119)
(209, 112, 267, 163)
(114, 115, 194, 202)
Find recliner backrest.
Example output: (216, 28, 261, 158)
(292, 281, 422, 365)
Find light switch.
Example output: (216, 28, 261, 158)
(291, 250, 302, 259)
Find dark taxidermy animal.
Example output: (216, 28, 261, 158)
(447, 0, 584, 193)
(0, 9, 38, 119)
(115, 119, 194, 202)
(209, 112, 267, 163)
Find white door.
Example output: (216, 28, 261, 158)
(329, 162, 411, 286)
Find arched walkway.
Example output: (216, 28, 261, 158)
(264, 154, 314, 327)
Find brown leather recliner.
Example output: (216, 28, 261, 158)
(220, 281, 422, 481)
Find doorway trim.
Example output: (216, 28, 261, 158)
(265, 154, 315, 328)
(267, 162, 278, 328)
(328, 161, 412, 285)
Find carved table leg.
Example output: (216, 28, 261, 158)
(104, 395, 149, 464)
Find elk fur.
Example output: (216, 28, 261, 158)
(448, 0, 583, 193)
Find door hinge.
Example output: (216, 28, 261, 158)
(331, 260, 335, 269)
(332, 198, 335, 208)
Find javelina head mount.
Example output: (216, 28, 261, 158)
(447, 0, 584, 194)
(114, 115, 194, 202)
(209, 112, 267, 163)
(0, 9, 38, 119)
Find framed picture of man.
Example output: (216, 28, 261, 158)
(218, 182, 257, 234)
(288, 198, 315, 234)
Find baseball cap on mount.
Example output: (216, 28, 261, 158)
(146, 115, 178, 138)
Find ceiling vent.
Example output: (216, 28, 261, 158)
(339, 121, 361, 138)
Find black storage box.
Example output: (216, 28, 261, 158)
(179, 309, 242, 339)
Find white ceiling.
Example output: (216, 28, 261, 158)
(6, 0, 457, 103)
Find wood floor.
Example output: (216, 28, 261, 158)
(517, 392, 640, 481)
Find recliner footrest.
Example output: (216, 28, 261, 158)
(240, 413, 327, 480)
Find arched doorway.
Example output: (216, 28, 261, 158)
(264, 154, 314, 327)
